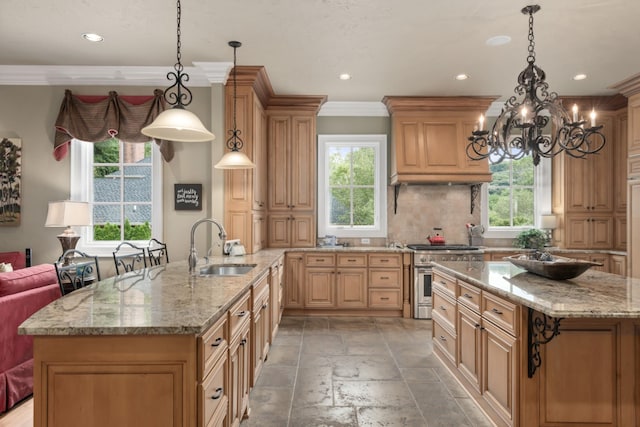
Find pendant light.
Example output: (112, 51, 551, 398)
(214, 41, 256, 169)
(141, 0, 215, 143)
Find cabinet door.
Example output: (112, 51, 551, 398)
(457, 305, 482, 393)
(305, 268, 335, 308)
(336, 268, 367, 308)
(610, 255, 626, 276)
(268, 214, 291, 247)
(482, 321, 518, 426)
(251, 212, 265, 253)
(291, 214, 315, 247)
(630, 182, 640, 278)
(253, 98, 267, 211)
(268, 115, 291, 211)
(284, 253, 304, 308)
(591, 216, 614, 249)
(290, 116, 316, 211)
(565, 215, 613, 249)
(238, 325, 250, 426)
(422, 119, 461, 171)
(394, 120, 423, 173)
(614, 109, 628, 213)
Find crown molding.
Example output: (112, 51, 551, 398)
(318, 101, 389, 117)
(610, 72, 640, 97)
(0, 63, 232, 86)
(382, 96, 499, 114)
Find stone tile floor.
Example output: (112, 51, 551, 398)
(240, 316, 494, 427)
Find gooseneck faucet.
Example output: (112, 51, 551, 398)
(188, 218, 227, 275)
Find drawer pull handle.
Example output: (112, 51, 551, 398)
(262, 303, 268, 309)
(211, 387, 223, 400)
(491, 308, 504, 315)
(211, 337, 223, 347)
(439, 280, 446, 285)
(463, 293, 473, 299)
(474, 323, 480, 328)
(439, 335, 447, 342)
(315, 259, 325, 262)
(347, 259, 357, 262)
(439, 305, 446, 311)
(380, 259, 389, 262)
(240, 338, 247, 346)
(380, 297, 390, 301)
(380, 276, 389, 280)
(237, 310, 248, 317)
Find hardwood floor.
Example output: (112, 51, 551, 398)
(0, 398, 33, 427)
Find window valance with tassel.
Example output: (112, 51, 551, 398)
(53, 89, 174, 162)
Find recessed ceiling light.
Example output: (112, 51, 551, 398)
(455, 74, 469, 81)
(82, 33, 104, 42)
(572, 73, 587, 81)
(339, 73, 352, 80)
(486, 35, 511, 46)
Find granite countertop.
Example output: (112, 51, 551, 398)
(18, 249, 285, 337)
(433, 260, 640, 318)
(296, 246, 409, 253)
(482, 247, 627, 256)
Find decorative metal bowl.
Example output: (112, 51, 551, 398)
(504, 253, 602, 280)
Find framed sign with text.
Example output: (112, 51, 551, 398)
(174, 184, 202, 211)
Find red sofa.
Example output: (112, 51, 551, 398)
(0, 263, 60, 413)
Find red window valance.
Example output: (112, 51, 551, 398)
(53, 89, 174, 162)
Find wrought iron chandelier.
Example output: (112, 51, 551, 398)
(466, 5, 605, 166)
(141, 0, 215, 143)
(214, 41, 256, 169)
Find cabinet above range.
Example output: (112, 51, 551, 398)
(383, 96, 497, 185)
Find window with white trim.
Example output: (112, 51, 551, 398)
(70, 138, 163, 256)
(317, 134, 387, 238)
(481, 154, 552, 238)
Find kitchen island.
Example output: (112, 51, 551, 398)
(431, 260, 640, 427)
(18, 249, 285, 427)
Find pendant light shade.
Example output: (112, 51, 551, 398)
(142, 107, 215, 142)
(214, 149, 256, 169)
(214, 41, 255, 169)
(141, 0, 215, 143)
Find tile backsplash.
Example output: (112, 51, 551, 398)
(386, 184, 481, 246)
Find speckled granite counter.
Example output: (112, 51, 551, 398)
(297, 246, 409, 253)
(433, 260, 640, 318)
(19, 249, 285, 336)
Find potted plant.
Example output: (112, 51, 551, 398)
(514, 228, 547, 250)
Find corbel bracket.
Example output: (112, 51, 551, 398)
(527, 307, 564, 378)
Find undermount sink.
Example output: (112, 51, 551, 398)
(199, 263, 256, 277)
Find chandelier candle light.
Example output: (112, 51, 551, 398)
(141, 0, 215, 143)
(214, 41, 256, 169)
(467, 5, 606, 166)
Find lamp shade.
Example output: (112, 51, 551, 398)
(540, 214, 557, 230)
(214, 150, 256, 169)
(45, 201, 91, 229)
(141, 108, 216, 143)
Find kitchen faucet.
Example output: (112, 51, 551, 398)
(188, 218, 227, 275)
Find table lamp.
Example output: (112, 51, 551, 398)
(540, 214, 557, 247)
(45, 201, 91, 254)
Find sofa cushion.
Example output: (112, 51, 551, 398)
(0, 252, 25, 270)
(0, 264, 57, 298)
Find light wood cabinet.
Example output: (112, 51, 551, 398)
(610, 254, 626, 276)
(267, 109, 320, 248)
(223, 67, 269, 254)
(228, 292, 251, 427)
(552, 100, 628, 250)
(251, 273, 270, 388)
(269, 256, 284, 343)
(198, 315, 228, 427)
(305, 267, 335, 308)
(368, 253, 403, 310)
(382, 96, 496, 184)
(284, 252, 305, 308)
(336, 267, 368, 308)
(457, 304, 482, 393)
(303, 253, 368, 309)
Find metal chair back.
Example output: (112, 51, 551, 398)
(146, 238, 169, 266)
(112, 242, 147, 275)
(54, 249, 101, 296)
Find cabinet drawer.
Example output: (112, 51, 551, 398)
(368, 253, 402, 268)
(305, 253, 336, 267)
(252, 273, 269, 307)
(337, 253, 368, 267)
(199, 315, 228, 379)
(433, 270, 457, 299)
(458, 280, 481, 312)
(433, 318, 456, 365)
(199, 354, 228, 427)
(433, 290, 456, 331)
(229, 291, 251, 339)
(482, 292, 519, 337)
(368, 289, 402, 309)
(369, 269, 401, 288)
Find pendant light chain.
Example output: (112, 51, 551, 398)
(232, 44, 238, 134)
(526, 10, 535, 64)
(176, 0, 182, 72)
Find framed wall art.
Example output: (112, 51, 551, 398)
(174, 183, 202, 211)
(0, 138, 22, 226)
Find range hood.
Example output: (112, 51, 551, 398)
(383, 96, 497, 185)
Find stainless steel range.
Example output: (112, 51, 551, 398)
(408, 244, 483, 319)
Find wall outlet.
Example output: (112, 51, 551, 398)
(360, 238, 370, 245)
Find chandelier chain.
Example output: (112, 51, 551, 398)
(233, 45, 237, 133)
(176, 0, 182, 70)
(527, 10, 535, 64)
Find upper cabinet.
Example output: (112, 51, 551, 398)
(382, 96, 497, 184)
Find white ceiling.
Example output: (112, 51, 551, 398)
(2, 0, 639, 104)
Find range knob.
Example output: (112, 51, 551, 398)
(419, 256, 427, 263)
